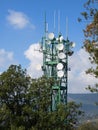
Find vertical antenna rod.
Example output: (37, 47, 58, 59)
(58, 10, 60, 34)
(66, 17, 68, 39)
(44, 12, 48, 37)
(54, 10, 56, 33)
(44, 12, 47, 36)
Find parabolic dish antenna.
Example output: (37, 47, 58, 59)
(58, 52, 65, 59)
(59, 36, 64, 42)
(57, 70, 64, 78)
(71, 42, 75, 48)
(48, 33, 55, 40)
(57, 44, 64, 51)
(57, 63, 63, 70)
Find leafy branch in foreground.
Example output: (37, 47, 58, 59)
(79, 0, 98, 93)
(0, 65, 83, 130)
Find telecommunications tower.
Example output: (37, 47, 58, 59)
(39, 16, 75, 110)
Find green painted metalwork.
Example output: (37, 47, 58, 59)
(40, 17, 74, 110)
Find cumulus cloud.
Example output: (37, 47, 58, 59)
(24, 43, 43, 78)
(6, 10, 35, 29)
(68, 49, 98, 93)
(24, 44, 97, 93)
(0, 49, 16, 73)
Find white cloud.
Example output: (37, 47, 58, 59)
(0, 49, 17, 72)
(24, 43, 43, 78)
(24, 44, 97, 93)
(68, 49, 98, 93)
(7, 10, 35, 29)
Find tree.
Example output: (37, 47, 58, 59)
(26, 76, 83, 130)
(79, 0, 98, 93)
(0, 65, 83, 130)
(0, 65, 31, 129)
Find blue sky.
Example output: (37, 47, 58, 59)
(0, 0, 97, 93)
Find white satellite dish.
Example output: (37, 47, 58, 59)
(71, 42, 75, 48)
(56, 38, 59, 41)
(48, 33, 55, 40)
(57, 63, 63, 70)
(58, 52, 65, 59)
(57, 44, 64, 51)
(57, 70, 64, 78)
(59, 36, 64, 42)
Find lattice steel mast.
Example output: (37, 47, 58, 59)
(40, 16, 75, 110)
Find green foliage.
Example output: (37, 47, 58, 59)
(79, 0, 98, 93)
(0, 65, 31, 129)
(0, 65, 83, 130)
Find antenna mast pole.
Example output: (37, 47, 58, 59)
(40, 13, 75, 110)
(58, 10, 60, 34)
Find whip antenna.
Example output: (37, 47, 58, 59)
(58, 10, 60, 34)
(54, 10, 56, 32)
(66, 17, 68, 39)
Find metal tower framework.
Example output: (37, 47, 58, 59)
(40, 19, 75, 110)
